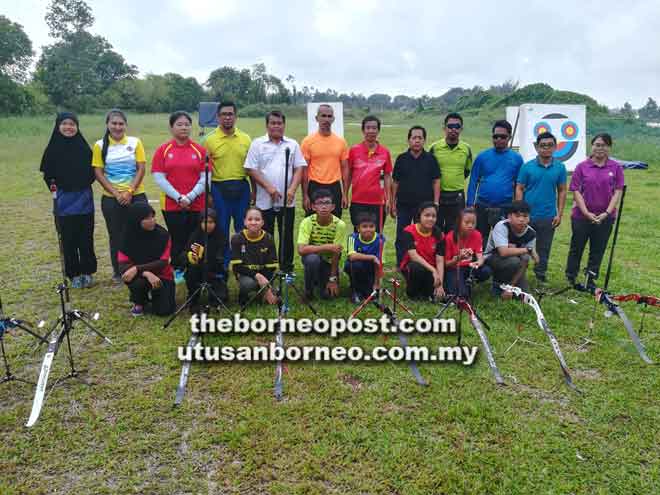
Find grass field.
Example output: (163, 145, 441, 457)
(0, 111, 659, 494)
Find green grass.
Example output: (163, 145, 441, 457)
(1, 112, 659, 494)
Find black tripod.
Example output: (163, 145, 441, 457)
(240, 147, 318, 400)
(0, 295, 48, 385)
(26, 182, 110, 427)
(165, 155, 230, 329)
(172, 155, 231, 406)
(436, 267, 505, 385)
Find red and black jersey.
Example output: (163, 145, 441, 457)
(399, 224, 444, 270)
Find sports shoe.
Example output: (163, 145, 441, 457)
(71, 276, 83, 288)
(82, 274, 95, 288)
(174, 269, 185, 285)
(130, 304, 144, 317)
(350, 292, 362, 305)
(112, 274, 122, 285)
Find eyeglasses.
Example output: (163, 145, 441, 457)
(446, 123, 462, 130)
(492, 134, 509, 140)
(537, 143, 555, 149)
(314, 200, 334, 207)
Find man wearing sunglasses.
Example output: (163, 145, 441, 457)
(429, 112, 473, 233)
(515, 132, 567, 284)
(467, 120, 524, 249)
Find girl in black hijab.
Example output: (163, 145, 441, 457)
(178, 208, 228, 313)
(117, 203, 175, 316)
(40, 112, 97, 288)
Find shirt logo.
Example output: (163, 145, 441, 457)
(608, 172, 614, 177)
(168, 153, 174, 159)
(127, 146, 134, 152)
(192, 154, 198, 160)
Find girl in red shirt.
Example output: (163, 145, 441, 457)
(399, 202, 445, 300)
(444, 208, 492, 296)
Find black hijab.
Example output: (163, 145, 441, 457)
(188, 207, 225, 252)
(120, 203, 170, 265)
(40, 112, 94, 191)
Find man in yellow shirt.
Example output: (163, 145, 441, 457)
(301, 104, 349, 218)
(204, 101, 253, 267)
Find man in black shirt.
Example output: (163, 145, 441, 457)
(391, 126, 441, 267)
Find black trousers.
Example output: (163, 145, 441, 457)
(184, 264, 228, 304)
(475, 204, 506, 251)
(349, 203, 385, 232)
(307, 180, 342, 218)
(437, 191, 465, 233)
(344, 259, 376, 297)
(529, 218, 555, 279)
(125, 277, 176, 315)
(403, 261, 435, 299)
(162, 210, 201, 268)
(263, 207, 294, 272)
(101, 193, 147, 276)
(302, 254, 333, 298)
(395, 203, 416, 267)
(58, 214, 97, 279)
(565, 217, 614, 281)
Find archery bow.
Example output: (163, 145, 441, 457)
(501, 284, 580, 392)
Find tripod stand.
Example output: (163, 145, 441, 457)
(165, 155, 230, 329)
(0, 295, 48, 386)
(172, 155, 231, 406)
(240, 146, 318, 400)
(436, 269, 505, 385)
(26, 182, 110, 427)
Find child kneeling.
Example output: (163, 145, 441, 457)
(399, 202, 445, 301)
(179, 208, 228, 313)
(443, 208, 491, 297)
(118, 203, 175, 317)
(297, 189, 347, 300)
(344, 213, 384, 303)
(230, 207, 279, 306)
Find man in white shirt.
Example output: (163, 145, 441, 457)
(244, 110, 307, 272)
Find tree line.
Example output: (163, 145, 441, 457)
(2, 0, 659, 120)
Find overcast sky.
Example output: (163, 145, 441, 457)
(3, 0, 659, 108)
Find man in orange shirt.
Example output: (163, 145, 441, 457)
(301, 104, 349, 218)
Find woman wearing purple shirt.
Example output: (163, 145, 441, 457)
(565, 133, 624, 284)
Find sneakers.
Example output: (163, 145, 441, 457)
(112, 274, 122, 285)
(82, 274, 94, 288)
(130, 304, 144, 317)
(174, 269, 185, 285)
(350, 292, 362, 305)
(71, 276, 83, 288)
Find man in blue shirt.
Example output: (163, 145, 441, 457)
(515, 132, 567, 283)
(467, 120, 523, 249)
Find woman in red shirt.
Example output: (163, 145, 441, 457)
(444, 208, 492, 297)
(399, 202, 445, 300)
(152, 111, 208, 279)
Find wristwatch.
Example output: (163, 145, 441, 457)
(328, 275, 338, 283)
(526, 247, 533, 254)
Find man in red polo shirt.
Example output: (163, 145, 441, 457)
(345, 115, 392, 231)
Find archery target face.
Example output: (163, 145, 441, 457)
(518, 104, 586, 171)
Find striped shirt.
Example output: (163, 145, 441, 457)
(92, 136, 146, 196)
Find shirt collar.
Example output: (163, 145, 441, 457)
(109, 135, 128, 145)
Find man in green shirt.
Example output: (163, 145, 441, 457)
(429, 112, 473, 233)
(297, 188, 347, 300)
(204, 101, 253, 267)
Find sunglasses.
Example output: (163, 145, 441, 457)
(314, 200, 334, 207)
(492, 134, 509, 140)
(537, 143, 555, 149)
(446, 123, 462, 130)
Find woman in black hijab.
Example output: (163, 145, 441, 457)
(117, 203, 176, 316)
(40, 112, 97, 288)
